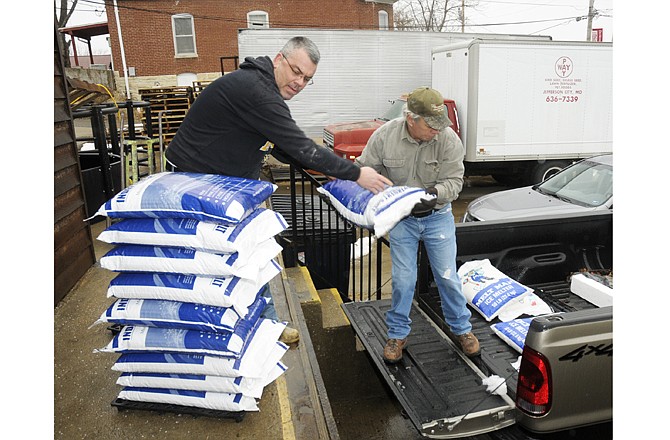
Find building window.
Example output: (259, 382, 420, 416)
(378, 10, 389, 30)
(247, 11, 269, 28)
(172, 14, 197, 57)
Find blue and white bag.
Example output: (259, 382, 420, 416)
(95, 297, 265, 358)
(107, 261, 281, 315)
(97, 208, 287, 259)
(91, 172, 277, 224)
(99, 239, 282, 280)
(458, 259, 533, 322)
(97, 325, 244, 358)
(94, 294, 267, 333)
(316, 179, 431, 237)
(111, 321, 288, 378)
(316, 179, 376, 227)
(115, 365, 287, 399)
(117, 387, 259, 412)
(490, 318, 534, 353)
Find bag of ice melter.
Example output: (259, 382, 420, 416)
(316, 179, 375, 227)
(107, 260, 281, 316)
(97, 325, 244, 358)
(112, 320, 288, 378)
(490, 318, 533, 354)
(316, 179, 431, 237)
(90, 172, 277, 224)
(116, 372, 272, 398)
(94, 294, 267, 333)
(458, 259, 534, 322)
(96, 295, 265, 358)
(117, 387, 259, 412)
(99, 239, 282, 281)
(97, 208, 288, 260)
(115, 360, 287, 399)
(496, 292, 553, 322)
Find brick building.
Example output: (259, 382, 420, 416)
(104, 0, 396, 98)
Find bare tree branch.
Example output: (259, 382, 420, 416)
(55, 0, 79, 28)
(395, 0, 480, 32)
(55, 0, 79, 67)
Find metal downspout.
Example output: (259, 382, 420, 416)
(113, 0, 131, 99)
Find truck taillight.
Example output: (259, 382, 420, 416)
(516, 347, 552, 416)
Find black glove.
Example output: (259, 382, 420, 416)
(410, 188, 438, 216)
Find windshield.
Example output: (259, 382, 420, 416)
(379, 99, 407, 121)
(536, 159, 613, 207)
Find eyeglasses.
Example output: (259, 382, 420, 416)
(281, 53, 314, 86)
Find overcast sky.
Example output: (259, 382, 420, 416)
(460, 0, 613, 41)
(66, 0, 614, 55)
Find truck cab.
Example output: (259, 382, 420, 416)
(323, 96, 460, 161)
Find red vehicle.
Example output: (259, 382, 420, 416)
(323, 96, 460, 161)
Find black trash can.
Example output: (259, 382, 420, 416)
(271, 193, 355, 295)
(79, 151, 122, 222)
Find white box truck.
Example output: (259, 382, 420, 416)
(431, 39, 612, 185)
(238, 28, 550, 138)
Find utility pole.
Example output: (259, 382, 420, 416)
(586, 0, 596, 41)
(461, 0, 465, 33)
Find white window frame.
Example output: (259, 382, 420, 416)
(247, 10, 269, 28)
(172, 13, 197, 58)
(378, 10, 389, 30)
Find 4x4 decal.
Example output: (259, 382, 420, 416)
(559, 343, 613, 362)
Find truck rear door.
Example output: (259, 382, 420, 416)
(342, 299, 516, 439)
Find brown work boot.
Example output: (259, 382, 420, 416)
(279, 326, 299, 344)
(457, 332, 480, 357)
(383, 338, 408, 364)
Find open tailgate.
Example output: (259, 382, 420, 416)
(342, 299, 516, 439)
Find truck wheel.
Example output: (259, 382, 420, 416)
(530, 160, 570, 184)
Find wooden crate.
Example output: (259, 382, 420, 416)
(139, 86, 194, 145)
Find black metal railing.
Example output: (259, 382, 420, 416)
(267, 157, 391, 303)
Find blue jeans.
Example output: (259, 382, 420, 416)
(259, 283, 279, 321)
(386, 204, 472, 339)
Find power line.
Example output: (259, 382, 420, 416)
(467, 14, 587, 27)
(66, 0, 610, 34)
(477, 0, 585, 8)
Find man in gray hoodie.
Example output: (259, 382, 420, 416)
(166, 36, 392, 344)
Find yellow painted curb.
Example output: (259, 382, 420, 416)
(276, 375, 296, 440)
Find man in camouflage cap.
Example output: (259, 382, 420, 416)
(355, 86, 480, 363)
(407, 86, 452, 131)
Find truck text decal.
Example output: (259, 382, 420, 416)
(543, 56, 583, 103)
(559, 343, 613, 363)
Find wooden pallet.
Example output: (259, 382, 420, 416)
(139, 86, 194, 145)
(192, 80, 213, 99)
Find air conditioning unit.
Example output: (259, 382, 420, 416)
(90, 64, 108, 70)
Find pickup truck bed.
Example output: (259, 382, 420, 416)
(342, 212, 613, 439)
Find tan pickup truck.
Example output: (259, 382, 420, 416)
(343, 211, 613, 439)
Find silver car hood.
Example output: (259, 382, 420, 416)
(467, 187, 598, 221)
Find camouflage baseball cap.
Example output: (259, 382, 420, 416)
(407, 87, 451, 131)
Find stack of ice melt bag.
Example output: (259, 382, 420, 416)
(90, 172, 290, 415)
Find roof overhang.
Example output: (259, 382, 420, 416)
(58, 21, 109, 39)
(58, 21, 110, 67)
